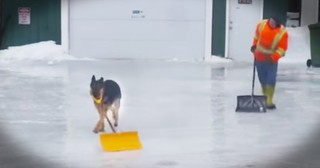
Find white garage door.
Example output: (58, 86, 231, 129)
(69, 0, 206, 60)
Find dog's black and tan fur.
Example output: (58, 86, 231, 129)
(90, 75, 121, 133)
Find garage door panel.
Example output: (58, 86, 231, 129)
(70, 0, 204, 20)
(71, 40, 202, 59)
(70, 0, 205, 60)
(71, 20, 202, 41)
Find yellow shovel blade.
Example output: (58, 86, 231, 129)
(99, 131, 142, 152)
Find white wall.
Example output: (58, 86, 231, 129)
(301, 0, 319, 26)
(204, 0, 213, 61)
(61, 0, 69, 51)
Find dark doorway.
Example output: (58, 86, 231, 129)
(0, 0, 3, 47)
(263, 0, 288, 26)
(287, 0, 301, 27)
(212, 0, 226, 57)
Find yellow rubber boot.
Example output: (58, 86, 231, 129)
(265, 85, 276, 109)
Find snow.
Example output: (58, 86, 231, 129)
(280, 26, 311, 64)
(0, 41, 95, 65)
(0, 27, 319, 168)
(0, 41, 95, 78)
(0, 41, 74, 63)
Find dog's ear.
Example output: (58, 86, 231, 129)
(99, 77, 104, 82)
(91, 75, 96, 82)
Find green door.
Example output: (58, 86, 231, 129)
(1, 0, 61, 49)
(212, 0, 226, 57)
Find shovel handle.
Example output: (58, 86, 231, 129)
(251, 59, 256, 96)
(105, 114, 116, 133)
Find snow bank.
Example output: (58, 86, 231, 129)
(280, 26, 311, 64)
(0, 41, 73, 63)
(166, 56, 232, 63)
(0, 41, 94, 65)
(0, 41, 82, 77)
(207, 55, 233, 63)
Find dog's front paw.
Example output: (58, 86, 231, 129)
(92, 128, 105, 134)
(93, 122, 105, 134)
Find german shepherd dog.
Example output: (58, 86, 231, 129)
(90, 75, 121, 133)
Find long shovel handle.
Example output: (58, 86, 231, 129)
(105, 114, 116, 133)
(251, 59, 256, 96)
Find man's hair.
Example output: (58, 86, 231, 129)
(270, 17, 282, 27)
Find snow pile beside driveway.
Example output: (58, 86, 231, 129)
(280, 26, 311, 64)
(0, 41, 95, 65)
(0, 41, 76, 64)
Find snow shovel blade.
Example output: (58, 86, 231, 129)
(99, 131, 142, 152)
(235, 95, 267, 112)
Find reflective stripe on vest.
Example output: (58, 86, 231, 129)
(256, 21, 287, 55)
(254, 20, 266, 41)
(271, 26, 287, 51)
(275, 47, 285, 56)
(258, 20, 267, 33)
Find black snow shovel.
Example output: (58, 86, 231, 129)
(235, 60, 267, 112)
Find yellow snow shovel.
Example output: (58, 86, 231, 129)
(99, 116, 142, 152)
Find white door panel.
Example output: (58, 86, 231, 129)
(228, 0, 263, 62)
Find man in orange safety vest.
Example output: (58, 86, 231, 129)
(250, 17, 288, 110)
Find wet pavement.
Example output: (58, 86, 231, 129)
(0, 59, 320, 168)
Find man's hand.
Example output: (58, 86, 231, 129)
(250, 45, 256, 53)
(271, 54, 282, 63)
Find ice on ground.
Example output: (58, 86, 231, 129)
(0, 25, 318, 168)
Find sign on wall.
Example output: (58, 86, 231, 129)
(131, 10, 145, 19)
(238, 0, 252, 4)
(18, 7, 31, 25)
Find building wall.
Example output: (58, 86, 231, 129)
(301, 0, 319, 26)
(62, 0, 320, 60)
(1, 0, 61, 49)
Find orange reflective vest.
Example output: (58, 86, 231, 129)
(252, 19, 288, 62)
